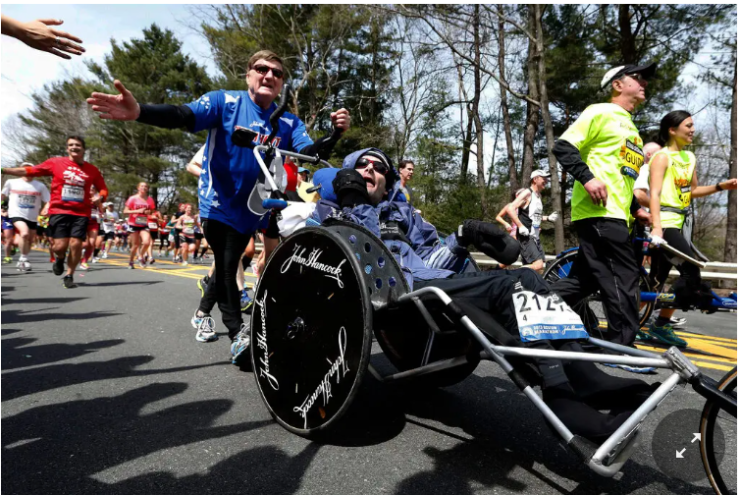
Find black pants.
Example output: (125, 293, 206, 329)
(550, 218, 639, 346)
(173, 228, 182, 251)
(200, 219, 252, 340)
(649, 227, 701, 289)
(159, 236, 170, 249)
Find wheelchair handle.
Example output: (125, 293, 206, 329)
(638, 236, 707, 268)
(262, 198, 288, 210)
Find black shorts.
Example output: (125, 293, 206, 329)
(36, 226, 46, 236)
(10, 217, 38, 231)
(128, 225, 147, 233)
(150, 230, 159, 240)
(103, 231, 116, 241)
(194, 232, 204, 240)
(49, 214, 89, 240)
(179, 235, 195, 244)
(518, 235, 545, 264)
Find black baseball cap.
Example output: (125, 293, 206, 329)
(600, 62, 657, 90)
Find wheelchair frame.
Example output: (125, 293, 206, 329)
(248, 219, 736, 483)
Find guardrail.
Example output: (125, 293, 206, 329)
(254, 244, 737, 284)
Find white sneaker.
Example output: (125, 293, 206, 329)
(195, 315, 218, 342)
(102, 252, 108, 259)
(181, 261, 188, 266)
(92, 257, 100, 263)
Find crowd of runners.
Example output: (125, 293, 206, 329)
(2, 51, 736, 386)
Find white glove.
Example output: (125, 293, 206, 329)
(547, 211, 559, 222)
(649, 234, 667, 248)
(518, 225, 530, 237)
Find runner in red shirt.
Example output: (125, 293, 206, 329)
(80, 185, 104, 270)
(123, 181, 156, 269)
(145, 210, 162, 265)
(1, 136, 107, 288)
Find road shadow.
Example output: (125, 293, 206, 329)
(2, 309, 123, 325)
(2, 355, 226, 401)
(1, 296, 88, 306)
(2, 337, 125, 370)
(82, 280, 164, 288)
(2, 381, 277, 495)
(390, 373, 718, 495)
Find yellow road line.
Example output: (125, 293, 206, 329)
(634, 343, 736, 365)
(676, 331, 737, 345)
(689, 361, 735, 372)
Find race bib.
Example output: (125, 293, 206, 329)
(679, 185, 691, 208)
(620, 140, 644, 180)
(61, 185, 85, 202)
(148, 222, 158, 230)
(512, 290, 588, 342)
(17, 195, 37, 208)
(135, 216, 148, 226)
(182, 227, 194, 235)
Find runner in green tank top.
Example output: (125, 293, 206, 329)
(646, 110, 737, 346)
(550, 63, 656, 372)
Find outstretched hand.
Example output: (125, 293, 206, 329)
(7, 18, 85, 59)
(87, 80, 141, 121)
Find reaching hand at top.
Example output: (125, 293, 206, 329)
(87, 80, 141, 121)
(1, 16, 85, 59)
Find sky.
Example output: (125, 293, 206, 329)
(1, 4, 221, 122)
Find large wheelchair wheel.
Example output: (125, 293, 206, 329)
(250, 224, 374, 437)
(542, 249, 654, 338)
(700, 366, 737, 495)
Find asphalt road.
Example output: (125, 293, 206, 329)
(2, 250, 737, 495)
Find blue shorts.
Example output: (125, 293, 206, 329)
(2, 218, 14, 231)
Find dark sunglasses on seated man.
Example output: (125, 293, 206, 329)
(354, 157, 389, 175)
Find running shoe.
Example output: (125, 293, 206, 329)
(669, 316, 687, 327)
(53, 257, 65, 276)
(635, 328, 654, 342)
(102, 251, 108, 259)
(61, 274, 75, 289)
(197, 275, 210, 297)
(181, 261, 188, 266)
(191, 309, 206, 329)
(241, 289, 253, 312)
(128, 262, 135, 269)
(149, 258, 156, 266)
(3, 256, 12, 264)
(647, 323, 688, 348)
(79, 261, 89, 271)
(138, 258, 146, 268)
(17, 261, 31, 272)
(92, 257, 100, 263)
(49, 256, 55, 263)
(195, 315, 218, 343)
(230, 323, 251, 365)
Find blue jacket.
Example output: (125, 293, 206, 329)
(309, 148, 471, 288)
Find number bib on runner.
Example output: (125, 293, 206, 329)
(620, 140, 644, 180)
(148, 222, 158, 229)
(17, 195, 37, 208)
(61, 185, 85, 202)
(512, 290, 588, 342)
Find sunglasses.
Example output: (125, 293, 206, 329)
(252, 65, 284, 79)
(354, 157, 389, 175)
(625, 72, 646, 82)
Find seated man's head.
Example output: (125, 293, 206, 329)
(343, 148, 398, 205)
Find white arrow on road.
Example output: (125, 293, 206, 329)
(691, 433, 701, 443)
(676, 448, 686, 458)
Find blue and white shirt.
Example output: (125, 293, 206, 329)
(186, 90, 313, 234)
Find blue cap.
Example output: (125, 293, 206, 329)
(298, 167, 309, 174)
(312, 168, 340, 202)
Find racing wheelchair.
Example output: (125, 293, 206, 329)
(247, 219, 736, 493)
(235, 84, 735, 494)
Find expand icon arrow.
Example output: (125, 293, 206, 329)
(676, 448, 687, 459)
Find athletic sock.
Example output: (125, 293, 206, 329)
(94, 248, 100, 257)
(200, 247, 208, 257)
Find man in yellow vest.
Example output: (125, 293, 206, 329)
(551, 63, 655, 372)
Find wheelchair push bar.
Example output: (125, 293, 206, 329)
(639, 235, 707, 269)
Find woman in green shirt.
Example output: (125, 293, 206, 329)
(647, 110, 737, 346)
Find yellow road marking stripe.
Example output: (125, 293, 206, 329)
(688, 361, 735, 372)
(634, 344, 736, 365)
(675, 331, 737, 345)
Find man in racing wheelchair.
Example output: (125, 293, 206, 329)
(308, 148, 658, 443)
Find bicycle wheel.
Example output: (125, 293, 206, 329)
(700, 366, 737, 495)
(542, 250, 653, 337)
